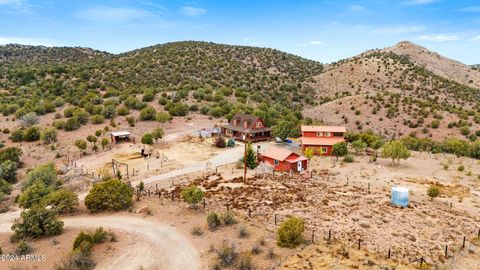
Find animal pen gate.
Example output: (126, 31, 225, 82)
(112, 159, 129, 180)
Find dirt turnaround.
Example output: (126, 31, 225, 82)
(0, 214, 201, 270)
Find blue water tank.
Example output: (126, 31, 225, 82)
(391, 187, 409, 207)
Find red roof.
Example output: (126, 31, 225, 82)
(261, 147, 306, 162)
(301, 137, 345, 146)
(301, 125, 347, 133)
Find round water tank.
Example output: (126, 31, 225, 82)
(391, 186, 409, 207)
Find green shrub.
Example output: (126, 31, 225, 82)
(22, 126, 40, 142)
(431, 120, 440, 129)
(343, 154, 354, 162)
(22, 163, 58, 191)
(457, 165, 465, 171)
(427, 185, 440, 199)
(191, 226, 204, 236)
(238, 226, 249, 238)
(18, 180, 53, 209)
(0, 160, 18, 183)
(237, 253, 254, 270)
(216, 241, 237, 267)
(459, 126, 470, 136)
(84, 179, 133, 212)
(42, 189, 79, 214)
(0, 179, 12, 194)
(141, 133, 154, 145)
(64, 117, 80, 131)
(139, 106, 156, 121)
(73, 231, 94, 250)
(180, 185, 204, 208)
(221, 212, 237, 226)
(11, 206, 64, 241)
(277, 216, 304, 248)
(9, 128, 25, 142)
(16, 241, 33, 255)
(41, 127, 57, 144)
(117, 105, 129, 116)
(91, 114, 105, 124)
(207, 212, 221, 231)
(155, 112, 171, 122)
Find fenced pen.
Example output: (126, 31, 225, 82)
(128, 167, 480, 269)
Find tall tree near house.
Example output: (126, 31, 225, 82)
(351, 139, 367, 153)
(381, 140, 411, 165)
(370, 137, 384, 161)
(273, 121, 293, 143)
(181, 185, 204, 209)
(303, 147, 314, 160)
(332, 142, 348, 161)
(246, 142, 257, 169)
(151, 128, 164, 143)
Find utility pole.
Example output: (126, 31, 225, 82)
(243, 129, 250, 184)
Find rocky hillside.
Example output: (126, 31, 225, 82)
(385, 41, 480, 88)
(0, 44, 110, 65)
(304, 42, 480, 140)
(0, 41, 322, 128)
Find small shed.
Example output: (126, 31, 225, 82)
(259, 146, 307, 172)
(110, 131, 132, 144)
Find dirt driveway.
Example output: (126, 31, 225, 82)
(132, 141, 273, 186)
(0, 212, 200, 270)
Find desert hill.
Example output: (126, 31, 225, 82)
(304, 42, 480, 140)
(0, 44, 110, 65)
(0, 41, 323, 129)
(385, 41, 480, 88)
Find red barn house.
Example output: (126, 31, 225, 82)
(224, 113, 272, 142)
(300, 125, 346, 156)
(259, 147, 308, 172)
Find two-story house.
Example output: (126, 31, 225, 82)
(223, 113, 272, 142)
(300, 125, 346, 155)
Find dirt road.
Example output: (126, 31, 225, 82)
(0, 212, 200, 270)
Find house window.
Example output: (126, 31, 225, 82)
(243, 121, 248, 128)
(321, 147, 328, 153)
(274, 159, 279, 166)
(325, 132, 331, 137)
(256, 121, 262, 128)
(316, 132, 323, 137)
(233, 119, 237, 126)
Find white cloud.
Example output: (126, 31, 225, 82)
(0, 0, 22, 4)
(296, 40, 324, 47)
(419, 34, 459, 42)
(76, 7, 150, 23)
(0, 36, 56, 46)
(309, 40, 323, 45)
(349, 4, 366, 11)
(470, 35, 480, 41)
(458, 6, 480, 12)
(0, 0, 32, 13)
(404, 0, 437, 5)
(179, 6, 206, 17)
(373, 25, 426, 35)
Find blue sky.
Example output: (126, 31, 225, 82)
(1, 0, 480, 64)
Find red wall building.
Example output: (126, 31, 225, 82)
(300, 125, 346, 156)
(259, 147, 307, 172)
